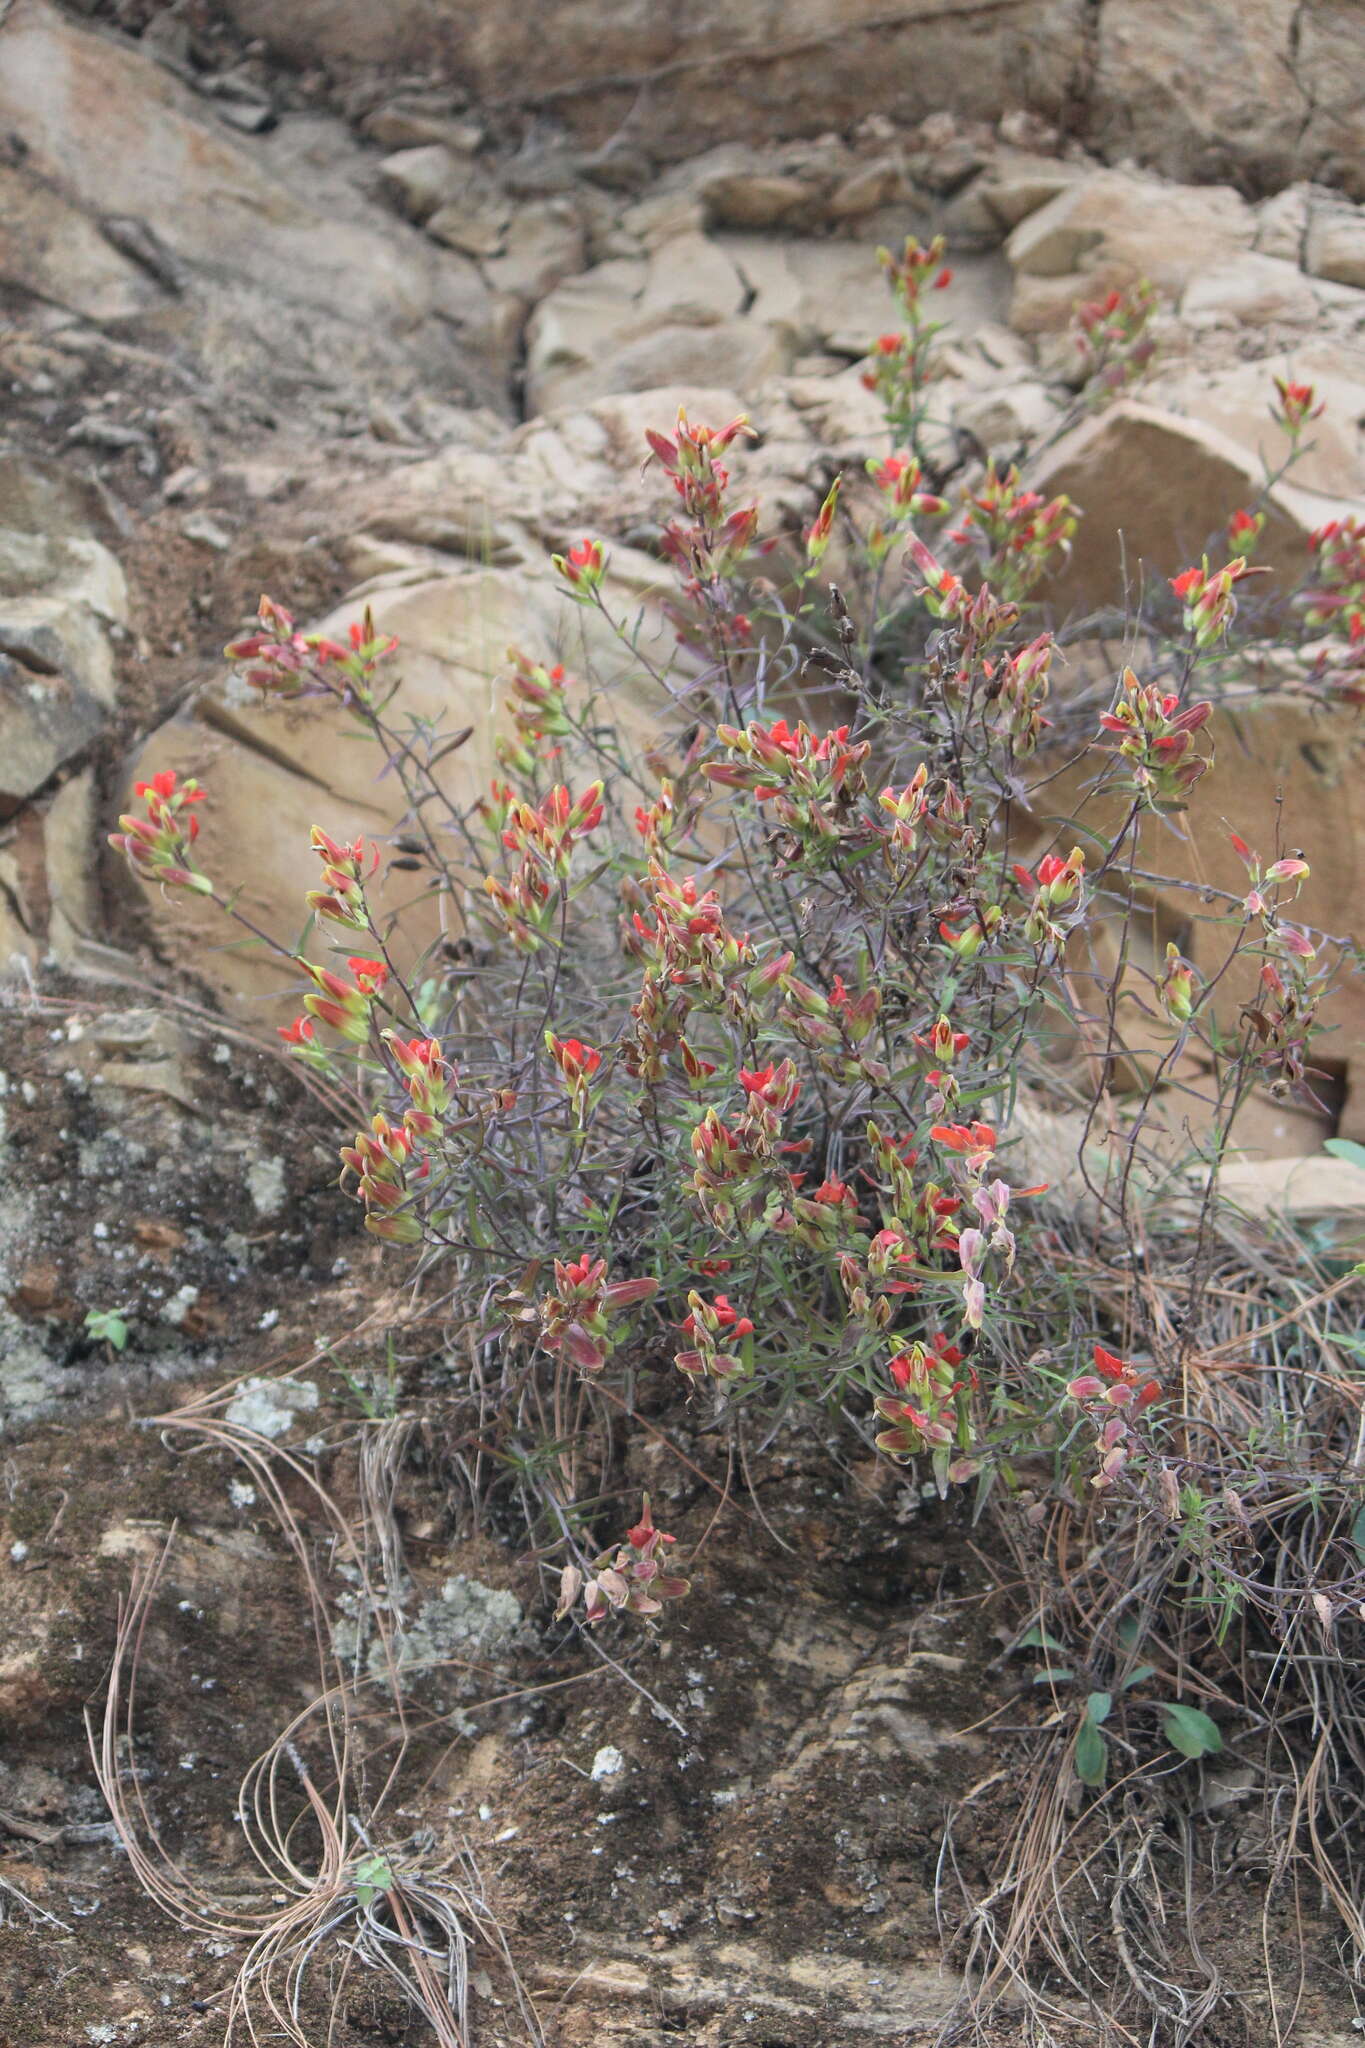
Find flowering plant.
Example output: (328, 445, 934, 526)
(112, 249, 1357, 1592)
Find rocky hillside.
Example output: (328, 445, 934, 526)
(3, 3, 1365, 2042)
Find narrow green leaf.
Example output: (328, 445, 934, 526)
(1119, 1663, 1158, 1691)
(1015, 1624, 1068, 1654)
(1032, 1667, 1076, 1685)
(1162, 1703, 1223, 1759)
(1324, 1138, 1365, 1170)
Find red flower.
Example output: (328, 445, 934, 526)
(738, 1062, 801, 1110)
(1089, 1342, 1162, 1407)
(347, 955, 389, 993)
(278, 1014, 315, 1045)
(1170, 567, 1202, 600)
(554, 1036, 602, 1075)
(931, 1121, 997, 1163)
(679, 1292, 754, 1340)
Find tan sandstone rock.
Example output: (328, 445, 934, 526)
(123, 554, 693, 1008)
(1027, 402, 1344, 618)
(1007, 172, 1256, 332)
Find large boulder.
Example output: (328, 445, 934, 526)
(121, 552, 691, 1008)
(1034, 691, 1365, 1141)
(0, 0, 512, 409)
(216, 0, 1090, 159)
(1006, 172, 1256, 331)
(1026, 401, 1353, 618)
(0, 454, 130, 832)
(210, 0, 1365, 199)
(1088, 0, 1307, 189)
(1306, 199, 1365, 290)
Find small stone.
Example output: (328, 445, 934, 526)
(215, 101, 277, 135)
(162, 465, 207, 503)
(161, 1284, 200, 1327)
(590, 1744, 625, 1781)
(181, 513, 233, 551)
(224, 1377, 320, 1439)
(1305, 200, 1365, 289)
(426, 192, 510, 259)
(11, 1261, 60, 1312)
(378, 144, 467, 224)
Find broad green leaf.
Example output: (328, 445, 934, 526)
(1120, 1663, 1158, 1691)
(1324, 1138, 1365, 1170)
(1116, 1614, 1143, 1650)
(1032, 1668, 1076, 1685)
(1162, 1703, 1223, 1759)
(1084, 1690, 1113, 1725)
(1074, 1717, 1108, 1787)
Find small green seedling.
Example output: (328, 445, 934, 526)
(85, 1307, 129, 1352)
(351, 1853, 394, 1907)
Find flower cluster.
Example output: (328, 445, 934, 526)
(644, 409, 761, 650)
(546, 1031, 603, 1123)
(874, 1331, 974, 1473)
(1301, 517, 1365, 644)
(1158, 942, 1199, 1026)
(555, 1496, 689, 1625)
(1012, 848, 1086, 950)
(861, 236, 953, 449)
(706, 717, 872, 866)
(306, 827, 381, 932)
(1097, 668, 1213, 809)
(339, 1112, 427, 1244)
(1243, 929, 1321, 1091)
(1169, 555, 1256, 648)
(982, 632, 1055, 757)
(301, 955, 390, 1044)
(109, 769, 211, 896)
(950, 465, 1079, 602)
(1271, 376, 1325, 440)
(1226, 507, 1267, 559)
(906, 532, 1022, 671)
(225, 597, 398, 702)
(674, 1290, 754, 1380)
(336, 1033, 458, 1240)
(1067, 1344, 1162, 1489)
(498, 649, 575, 774)
(864, 453, 949, 563)
(688, 1060, 804, 1236)
(1072, 280, 1158, 404)
(623, 862, 759, 1086)
(535, 1254, 659, 1375)
(552, 537, 607, 597)
(483, 783, 604, 951)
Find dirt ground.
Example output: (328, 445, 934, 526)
(0, 972, 1359, 2047)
